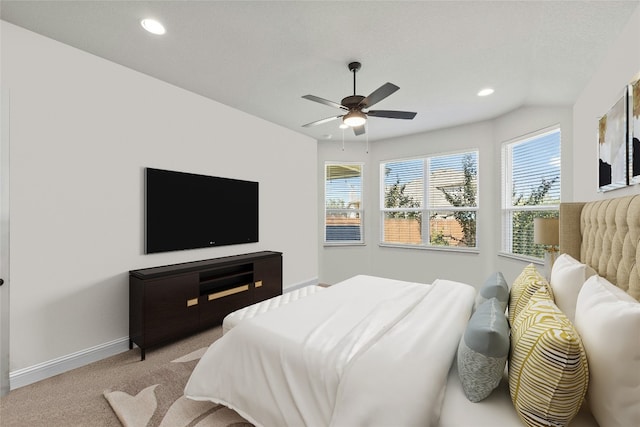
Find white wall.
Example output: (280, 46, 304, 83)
(1, 22, 318, 378)
(318, 4, 640, 287)
(4, 1, 636, 386)
(317, 140, 371, 284)
(318, 0, 640, 287)
(367, 121, 495, 287)
(573, 5, 640, 201)
(319, 106, 573, 288)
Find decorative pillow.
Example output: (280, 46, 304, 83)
(508, 263, 553, 326)
(550, 253, 597, 322)
(509, 287, 589, 427)
(475, 272, 509, 311)
(510, 285, 554, 334)
(574, 275, 640, 427)
(457, 298, 510, 402)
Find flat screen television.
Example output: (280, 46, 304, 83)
(145, 167, 259, 254)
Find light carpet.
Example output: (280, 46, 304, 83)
(104, 347, 251, 427)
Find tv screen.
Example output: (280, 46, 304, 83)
(145, 168, 259, 254)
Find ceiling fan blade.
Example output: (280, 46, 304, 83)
(367, 110, 417, 120)
(353, 125, 366, 136)
(360, 82, 399, 108)
(302, 95, 347, 111)
(302, 115, 342, 127)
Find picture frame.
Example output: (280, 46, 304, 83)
(630, 78, 640, 185)
(598, 89, 628, 191)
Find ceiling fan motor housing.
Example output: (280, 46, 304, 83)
(341, 95, 366, 109)
(301, 60, 416, 135)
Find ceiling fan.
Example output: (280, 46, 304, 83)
(302, 61, 417, 136)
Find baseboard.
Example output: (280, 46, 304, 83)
(9, 336, 130, 390)
(283, 277, 319, 292)
(9, 278, 319, 390)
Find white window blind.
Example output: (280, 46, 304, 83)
(381, 151, 478, 248)
(325, 163, 363, 244)
(502, 127, 561, 258)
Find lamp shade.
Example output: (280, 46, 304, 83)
(534, 218, 559, 246)
(343, 111, 366, 127)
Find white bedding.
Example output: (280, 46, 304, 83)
(185, 274, 476, 427)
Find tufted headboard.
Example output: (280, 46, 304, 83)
(559, 194, 640, 301)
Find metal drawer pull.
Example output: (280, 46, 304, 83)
(255, 280, 263, 288)
(208, 284, 249, 301)
(186, 298, 199, 307)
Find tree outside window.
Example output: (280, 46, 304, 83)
(381, 151, 478, 248)
(502, 128, 561, 258)
(325, 163, 364, 244)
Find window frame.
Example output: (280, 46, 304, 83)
(379, 150, 480, 251)
(324, 162, 365, 246)
(500, 125, 561, 260)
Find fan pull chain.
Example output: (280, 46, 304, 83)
(366, 126, 369, 153)
(342, 127, 345, 151)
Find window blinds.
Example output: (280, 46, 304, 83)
(325, 163, 363, 244)
(502, 128, 561, 257)
(381, 151, 478, 248)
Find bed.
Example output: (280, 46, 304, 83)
(185, 194, 640, 427)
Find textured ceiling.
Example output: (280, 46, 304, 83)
(2, 0, 638, 142)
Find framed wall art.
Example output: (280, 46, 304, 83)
(630, 78, 640, 185)
(598, 89, 628, 191)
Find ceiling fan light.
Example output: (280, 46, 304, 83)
(343, 111, 366, 127)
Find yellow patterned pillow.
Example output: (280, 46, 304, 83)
(511, 285, 555, 335)
(509, 288, 589, 427)
(508, 263, 553, 326)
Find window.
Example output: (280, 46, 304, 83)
(324, 163, 364, 244)
(502, 127, 561, 258)
(381, 151, 478, 249)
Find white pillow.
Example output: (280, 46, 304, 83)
(574, 275, 640, 427)
(550, 253, 596, 322)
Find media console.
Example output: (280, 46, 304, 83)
(129, 251, 282, 360)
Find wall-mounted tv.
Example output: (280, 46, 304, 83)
(145, 167, 259, 254)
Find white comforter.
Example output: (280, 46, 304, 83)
(185, 275, 476, 427)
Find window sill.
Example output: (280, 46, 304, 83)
(323, 242, 366, 247)
(498, 251, 544, 265)
(378, 243, 479, 254)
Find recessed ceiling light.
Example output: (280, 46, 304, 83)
(141, 19, 166, 35)
(477, 88, 495, 97)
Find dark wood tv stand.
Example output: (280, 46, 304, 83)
(129, 251, 282, 360)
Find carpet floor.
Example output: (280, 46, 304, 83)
(0, 326, 247, 427)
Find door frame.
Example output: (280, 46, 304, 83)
(0, 87, 11, 395)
